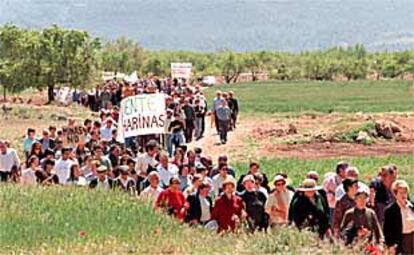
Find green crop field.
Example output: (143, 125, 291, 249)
(205, 80, 414, 114)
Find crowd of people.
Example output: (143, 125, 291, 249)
(66, 78, 239, 146)
(1, 78, 414, 254)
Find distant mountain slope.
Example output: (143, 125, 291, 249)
(1, 0, 414, 51)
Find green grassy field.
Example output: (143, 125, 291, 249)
(205, 80, 414, 114)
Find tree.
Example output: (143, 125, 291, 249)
(38, 25, 100, 102)
(0, 25, 42, 100)
(218, 52, 243, 83)
(243, 52, 263, 81)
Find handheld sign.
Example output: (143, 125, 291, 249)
(171, 63, 192, 79)
(117, 94, 166, 141)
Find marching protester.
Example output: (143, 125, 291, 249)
(340, 190, 384, 248)
(155, 176, 187, 220)
(237, 162, 269, 193)
(228, 91, 239, 129)
(238, 175, 269, 232)
(186, 180, 213, 225)
(216, 100, 232, 145)
(156, 153, 179, 188)
(332, 178, 358, 238)
(20, 156, 40, 186)
(212, 163, 236, 197)
(370, 165, 397, 224)
(289, 178, 330, 239)
(384, 180, 414, 254)
(265, 175, 294, 226)
(141, 171, 164, 202)
(89, 165, 113, 190)
(335, 166, 370, 201)
(322, 161, 348, 222)
(211, 178, 245, 233)
(0, 140, 20, 182)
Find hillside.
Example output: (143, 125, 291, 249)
(1, 0, 414, 51)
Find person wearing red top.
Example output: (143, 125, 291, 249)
(212, 178, 245, 233)
(155, 176, 188, 220)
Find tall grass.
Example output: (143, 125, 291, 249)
(0, 185, 346, 254)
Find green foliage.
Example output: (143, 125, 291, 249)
(100, 37, 143, 74)
(0, 24, 101, 101)
(205, 80, 414, 114)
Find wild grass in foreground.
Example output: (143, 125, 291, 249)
(0, 185, 347, 255)
(205, 80, 414, 114)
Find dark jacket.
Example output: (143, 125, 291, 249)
(289, 191, 330, 239)
(370, 178, 395, 224)
(333, 194, 356, 232)
(384, 201, 414, 253)
(186, 193, 213, 223)
(239, 190, 269, 231)
(113, 177, 136, 192)
(38, 138, 56, 150)
(89, 177, 114, 189)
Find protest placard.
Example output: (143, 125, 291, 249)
(171, 63, 192, 79)
(117, 93, 166, 141)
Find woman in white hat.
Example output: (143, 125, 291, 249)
(266, 175, 294, 226)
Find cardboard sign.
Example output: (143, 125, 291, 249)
(171, 63, 192, 79)
(117, 93, 166, 140)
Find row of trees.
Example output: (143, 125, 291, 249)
(2, 24, 414, 102)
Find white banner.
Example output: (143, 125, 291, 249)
(171, 63, 192, 79)
(117, 94, 166, 141)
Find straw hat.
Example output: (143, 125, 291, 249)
(297, 178, 321, 192)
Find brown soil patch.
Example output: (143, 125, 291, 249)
(191, 113, 414, 161)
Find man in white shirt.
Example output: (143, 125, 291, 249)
(54, 148, 74, 185)
(141, 171, 164, 203)
(0, 141, 20, 182)
(335, 166, 370, 201)
(135, 140, 159, 177)
(156, 153, 178, 187)
(100, 118, 115, 141)
(212, 164, 235, 197)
